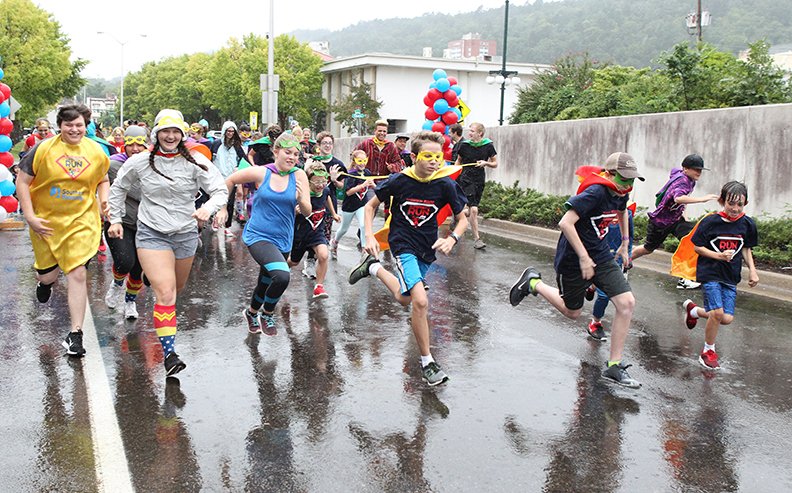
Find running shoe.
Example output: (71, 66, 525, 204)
(36, 281, 53, 303)
(509, 267, 541, 306)
(261, 312, 277, 336)
(313, 284, 329, 299)
(124, 301, 139, 320)
(164, 352, 187, 376)
(224, 228, 235, 238)
(243, 308, 262, 334)
(62, 330, 86, 357)
(682, 299, 698, 330)
(330, 239, 338, 260)
(587, 320, 607, 341)
(302, 257, 317, 279)
(98, 242, 107, 254)
(104, 282, 124, 309)
(699, 349, 721, 370)
(422, 361, 449, 386)
(601, 362, 641, 388)
(677, 278, 701, 290)
(585, 284, 596, 301)
(473, 238, 487, 250)
(349, 254, 379, 285)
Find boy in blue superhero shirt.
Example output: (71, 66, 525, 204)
(509, 152, 644, 389)
(682, 181, 758, 370)
(348, 131, 468, 386)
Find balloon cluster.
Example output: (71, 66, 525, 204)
(421, 69, 463, 161)
(0, 58, 18, 221)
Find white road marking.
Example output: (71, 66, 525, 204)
(81, 302, 134, 492)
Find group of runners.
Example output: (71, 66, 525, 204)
(17, 103, 758, 388)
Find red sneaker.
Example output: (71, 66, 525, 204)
(682, 299, 698, 330)
(586, 319, 606, 341)
(98, 242, 107, 253)
(585, 284, 596, 301)
(312, 284, 329, 299)
(699, 349, 721, 370)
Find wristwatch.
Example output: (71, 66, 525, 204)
(449, 231, 460, 244)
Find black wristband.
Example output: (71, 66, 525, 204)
(449, 231, 460, 244)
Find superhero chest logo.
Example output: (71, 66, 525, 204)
(400, 199, 439, 227)
(710, 235, 744, 256)
(308, 208, 326, 230)
(589, 211, 619, 240)
(56, 154, 92, 180)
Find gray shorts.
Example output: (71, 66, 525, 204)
(556, 259, 631, 311)
(135, 221, 199, 259)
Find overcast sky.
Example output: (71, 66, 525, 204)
(33, 0, 508, 80)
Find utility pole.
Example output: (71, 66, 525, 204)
(696, 0, 703, 42)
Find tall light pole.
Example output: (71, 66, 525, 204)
(485, 0, 521, 125)
(98, 32, 146, 127)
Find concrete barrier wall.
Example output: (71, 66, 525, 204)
(333, 103, 792, 218)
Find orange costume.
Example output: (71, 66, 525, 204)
(28, 136, 110, 272)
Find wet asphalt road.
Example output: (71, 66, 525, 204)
(1, 223, 791, 493)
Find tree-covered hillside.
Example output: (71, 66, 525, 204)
(292, 0, 792, 67)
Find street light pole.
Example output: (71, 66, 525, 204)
(98, 32, 145, 127)
(486, 0, 520, 126)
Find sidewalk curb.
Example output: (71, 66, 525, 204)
(481, 218, 792, 304)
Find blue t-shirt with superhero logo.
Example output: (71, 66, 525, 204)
(554, 184, 628, 274)
(342, 169, 373, 212)
(375, 173, 467, 264)
(294, 187, 330, 246)
(692, 214, 758, 285)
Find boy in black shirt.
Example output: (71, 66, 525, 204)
(348, 131, 468, 386)
(509, 152, 645, 389)
(682, 181, 758, 370)
(454, 122, 497, 249)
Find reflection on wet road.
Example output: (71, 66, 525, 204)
(1, 228, 791, 492)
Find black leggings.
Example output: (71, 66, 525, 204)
(104, 223, 143, 280)
(224, 185, 236, 228)
(247, 241, 290, 313)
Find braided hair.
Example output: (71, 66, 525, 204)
(148, 140, 208, 181)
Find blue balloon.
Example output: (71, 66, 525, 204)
(0, 67, 4, 80)
(428, 81, 437, 90)
(422, 120, 434, 130)
(452, 107, 462, 118)
(433, 99, 449, 115)
(0, 134, 11, 153)
(432, 69, 447, 81)
(450, 85, 462, 96)
(0, 179, 15, 197)
(0, 102, 9, 119)
(435, 78, 450, 92)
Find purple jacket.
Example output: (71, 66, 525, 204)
(648, 167, 695, 227)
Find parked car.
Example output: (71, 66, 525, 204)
(207, 130, 222, 140)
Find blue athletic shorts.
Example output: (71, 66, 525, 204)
(395, 252, 430, 296)
(702, 281, 737, 315)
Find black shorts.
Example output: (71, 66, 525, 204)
(459, 179, 485, 207)
(290, 231, 327, 262)
(643, 219, 694, 252)
(556, 259, 631, 311)
(36, 259, 91, 275)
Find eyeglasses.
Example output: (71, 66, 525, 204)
(310, 178, 328, 185)
(416, 151, 444, 162)
(320, 140, 333, 146)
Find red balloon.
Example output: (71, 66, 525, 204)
(423, 95, 432, 107)
(447, 77, 458, 86)
(443, 134, 452, 150)
(425, 108, 439, 120)
(0, 152, 12, 168)
(446, 94, 459, 107)
(0, 195, 18, 213)
(441, 111, 459, 125)
(444, 149, 453, 162)
(427, 88, 443, 101)
(431, 121, 446, 133)
(0, 91, 5, 105)
(0, 118, 13, 135)
(0, 83, 10, 100)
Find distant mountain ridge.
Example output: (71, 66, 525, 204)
(292, 0, 792, 68)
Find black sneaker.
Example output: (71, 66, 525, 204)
(244, 308, 262, 334)
(586, 320, 607, 341)
(62, 330, 86, 357)
(37, 281, 53, 303)
(164, 352, 187, 377)
(584, 284, 596, 301)
(601, 362, 641, 388)
(422, 361, 449, 386)
(509, 267, 541, 306)
(349, 254, 379, 285)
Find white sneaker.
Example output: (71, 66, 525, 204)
(677, 278, 701, 290)
(104, 283, 124, 309)
(302, 257, 317, 279)
(124, 301, 139, 319)
(224, 228, 235, 238)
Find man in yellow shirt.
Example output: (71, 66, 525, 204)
(16, 104, 110, 357)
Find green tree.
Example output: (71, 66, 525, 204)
(0, 0, 86, 124)
(328, 77, 382, 135)
(727, 40, 792, 106)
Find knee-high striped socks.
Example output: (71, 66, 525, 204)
(126, 276, 143, 303)
(153, 304, 177, 356)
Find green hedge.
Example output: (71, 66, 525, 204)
(480, 181, 792, 271)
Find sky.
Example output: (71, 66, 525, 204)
(33, 0, 509, 80)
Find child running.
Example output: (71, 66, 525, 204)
(682, 181, 758, 370)
(331, 149, 374, 257)
(104, 125, 150, 319)
(287, 161, 340, 300)
(347, 131, 468, 386)
(215, 133, 311, 335)
(509, 152, 644, 389)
